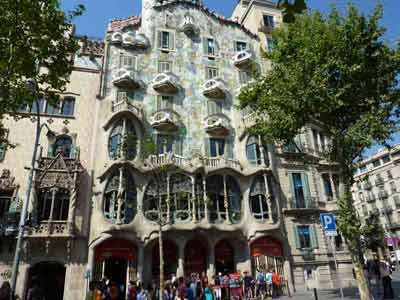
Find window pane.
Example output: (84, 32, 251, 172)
(54, 136, 72, 157)
(292, 173, 305, 207)
(46, 101, 60, 115)
(263, 15, 274, 27)
(61, 98, 75, 116)
(207, 38, 215, 55)
(162, 31, 170, 49)
(158, 61, 172, 73)
(298, 226, 311, 248)
(235, 41, 247, 52)
(322, 174, 333, 198)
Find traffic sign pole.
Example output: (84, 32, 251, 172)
(320, 213, 344, 300)
(330, 235, 344, 300)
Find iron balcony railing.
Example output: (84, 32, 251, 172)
(288, 196, 317, 209)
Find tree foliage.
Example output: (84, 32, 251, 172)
(239, 4, 400, 299)
(277, 0, 307, 23)
(0, 0, 84, 139)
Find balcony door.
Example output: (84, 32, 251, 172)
(289, 173, 311, 208)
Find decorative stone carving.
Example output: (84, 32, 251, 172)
(0, 169, 17, 191)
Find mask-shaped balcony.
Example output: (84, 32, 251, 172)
(150, 111, 178, 131)
(202, 79, 226, 99)
(232, 50, 253, 69)
(204, 115, 230, 136)
(112, 68, 143, 90)
(151, 72, 179, 94)
(110, 32, 123, 45)
(122, 32, 150, 49)
(181, 15, 197, 36)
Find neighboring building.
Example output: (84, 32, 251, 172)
(0, 0, 355, 299)
(352, 145, 400, 246)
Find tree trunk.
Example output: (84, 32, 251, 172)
(338, 166, 373, 300)
(353, 257, 372, 300)
(159, 224, 164, 300)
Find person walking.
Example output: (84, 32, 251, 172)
(265, 269, 273, 298)
(204, 284, 214, 300)
(0, 281, 12, 300)
(137, 286, 149, 300)
(379, 257, 394, 299)
(256, 270, 265, 299)
(242, 271, 253, 300)
(26, 278, 44, 300)
(212, 275, 221, 300)
(271, 270, 280, 299)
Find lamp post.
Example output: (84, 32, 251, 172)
(9, 80, 55, 299)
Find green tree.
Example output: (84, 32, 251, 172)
(277, 0, 307, 22)
(238, 4, 400, 299)
(0, 0, 84, 139)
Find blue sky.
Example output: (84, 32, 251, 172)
(61, 0, 400, 156)
(62, 0, 399, 43)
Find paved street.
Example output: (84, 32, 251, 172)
(278, 272, 400, 300)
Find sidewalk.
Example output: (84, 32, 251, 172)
(277, 271, 400, 300)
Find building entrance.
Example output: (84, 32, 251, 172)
(215, 240, 234, 274)
(250, 237, 284, 278)
(104, 258, 128, 290)
(94, 238, 137, 297)
(185, 239, 207, 275)
(27, 261, 66, 300)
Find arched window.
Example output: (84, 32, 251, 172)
(37, 188, 70, 221)
(108, 119, 137, 160)
(250, 176, 269, 221)
(53, 136, 72, 158)
(143, 174, 193, 223)
(170, 174, 192, 222)
(246, 136, 266, 166)
(143, 178, 169, 222)
(206, 175, 241, 223)
(103, 169, 137, 224)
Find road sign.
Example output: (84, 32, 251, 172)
(320, 213, 337, 231)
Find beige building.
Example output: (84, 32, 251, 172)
(0, 0, 355, 299)
(352, 144, 400, 247)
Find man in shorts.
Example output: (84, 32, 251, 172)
(242, 271, 253, 300)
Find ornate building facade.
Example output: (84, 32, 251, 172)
(0, 0, 355, 299)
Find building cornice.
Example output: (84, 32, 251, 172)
(154, 0, 260, 40)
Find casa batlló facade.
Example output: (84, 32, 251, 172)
(0, 0, 356, 299)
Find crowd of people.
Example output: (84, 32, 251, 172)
(363, 256, 395, 299)
(85, 270, 282, 300)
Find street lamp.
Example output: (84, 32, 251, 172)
(9, 80, 55, 299)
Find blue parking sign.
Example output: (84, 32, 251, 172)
(320, 213, 336, 231)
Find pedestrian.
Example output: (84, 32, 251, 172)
(201, 272, 209, 289)
(190, 275, 197, 299)
(85, 281, 96, 300)
(271, 270, 280, 299)
(266, 269, 273, 298)
(256, 270, 265, 299)
(203, 284, 214, 300)
(186, 281, 194, 300)
(242, 271, 253, 300)
(221, 274, 229, 300)
(379, 257, 394, 299)
(212, 275, 221, 300)
(128, 281, 138, 300)
(137, 286, 149, 300)
(26, 278, 44, 300)
(0, 281, 12, 300)
(106, 282, 124, 300)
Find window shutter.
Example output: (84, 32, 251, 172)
(310, 225, 319, 249)
(157, 30, 163, 48)
(301, 173, 312, 203)
(47, 143, 55, 157)
(204, 138, 210, 156)
(202, 37, 208, 55)
(214, 39, 219, 56)
(170, 31, 175, 50)
(156, 96, 162, 111)
(225, 138, 234, 159)
(293, 225, 301, 249)
(0, 143, 6, 161)
(174, 136, 183, 156)
(70, 144, 76, 159)
(288, 174, 295, 208)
